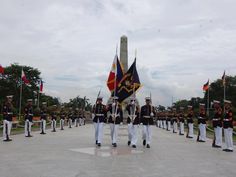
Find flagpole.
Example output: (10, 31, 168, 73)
(37, 91, 40, 109)
(207, 83, 210, 116)
(223, 82, 226, 113)
(19, 67, 23, 119)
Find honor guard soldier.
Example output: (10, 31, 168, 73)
(212, 100, 223, 148)
(24, 99, 33, 137)
(178, 107, 185, 135)
(51, 105, 57, 132)
(126, 97, 140, 148)
(59, 106, 66, 130)
(3, 95, 14, 141)
(40, 102, 47, 134)
(74, 108, 79, 127)
(78, 108, 84, 126)
(186, 105, 194, 138)
(197, 103, 207, 142)
(162, 112, 167, 130)
(159, 112, 163, 128)
(223, 100, 234, 152)
(141, 97, 156, 148)
(166, 109, 171, 131)
(68, 107, 73, 128)
(172, 108, 178, 133)
(92, 96, 107, 147)
(107, 96, 123, 147)
(156, 112, 160, 127)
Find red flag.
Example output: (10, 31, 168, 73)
(39, 80, 43, 93)
(0, 64, 4, 74)
(106, 55, 123, 92)
(222, 70, 226, 86)
(21, 70, 30, 85)
(203, 80, 209, 91)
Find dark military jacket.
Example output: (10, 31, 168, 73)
(212, 108, 222, 128)
(187, 112, 194, 124)
(3, 103, 13, 121)
(140, 105, 156, 125)
(126, 104, 140, 125)
(93, 103, 107, 123)
(107, 104, 123, 124)
(60, 111, 66, 120)
(40, 108, 47, 120)
(198, 111, 207, 124)
(223, 109, 233, 128)
(24, 105, 33, 122)
(51, 112, 57, 120)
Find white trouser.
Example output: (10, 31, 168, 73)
(179, 122, 184, 134)
(25, 120, 32, 136)
(41, 120, 46, 133)
(68, 119, 72, 128)
(110, 124, 119, 144)
(3, 120, 12, 140)
(157, 120, 160, 127)
(128, 123, 138, 145)
(160, 121, 163, 128)
(224, 128, 234, 150)
(214, 127, 222, 146)
(173, 122, 178, 133)
(143, 125, 152, 144)
(79, 118, 83, 126)
(51, 120, 56, 131)
(167, 121, 171, 131)
(94, 122, 104, 144)
(74, 118, 78, 127)
(199, 123, 206, 141)
(60, 119, 64, 129)
(163, 121, 167, 129)
(188, 123, 194, 137)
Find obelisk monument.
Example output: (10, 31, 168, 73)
(120, 35, 128, 72)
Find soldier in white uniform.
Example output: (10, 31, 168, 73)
(51, 105, 57, 132)
(186, 105, 194, 138)
(197, 103, 207, 142)
(126, 97, 140, 148)
(67, 107, 73, 128)
(59, 106, 66, 130)
(24, 99, 33, 137)
(92, 96, 107, 147)
(223, 100, 234, 152)
(178, 107, 185, 135)
(2, 95, 14, 141)
(172, 108, 178, 133)
(107, 96, 123, 147)
(40, 102, 47, 134)
(141, 97, 156, 148)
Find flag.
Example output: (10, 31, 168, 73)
(222, 70, 226, 86)
(106, 55, 124, 93)
(39, 80, 43, 93)
(21, 70, 30, 85)
(0, 64, 4, 74)
(203, 80, 209, 91)
(117, 58, 141, 103)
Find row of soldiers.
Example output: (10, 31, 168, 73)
(2, 95, 86, 141)
(156, 100, 234, 152)
(92, 96, 156, 148)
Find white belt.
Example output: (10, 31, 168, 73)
(224, 119, 230, 121)
(7, 112, 13, 115)
(213, 118, 219, 121)
(143, 116, 151, 118)
(96, 114, 104, 116)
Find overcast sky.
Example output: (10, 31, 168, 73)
(1, 0, 236, 106)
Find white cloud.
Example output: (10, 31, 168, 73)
(1, 0, 236, 107)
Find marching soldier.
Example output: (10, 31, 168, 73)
(178, 107, 185, 135)
(156, 112, 160, 127)
(223, 100, 234, 152)
(107, 96, 123, 147)
(92, 96, 107, 147)
(59, 106, 66, 130)
(186, 105, 194, 138)
(197, 103, 207, 142)
(74, 108, 79, 127)
(172, 108, 178, 133)
(2, 95, 14, 141)
(68, 107, 73, 128)
(51, 105, 57, 132)
(166, 109, 171, 131)
(40, 102, 47, 134)
(24, 99, 33, 137)
(126, 97, 140, 148)
(141, 97, 156, 148)
(78, 108, 84, 126)
(162, 112, 167, 130)
(212, 100, 223, 148)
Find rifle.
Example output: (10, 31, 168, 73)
(93, 89, 101, 120)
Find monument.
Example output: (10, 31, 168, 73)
(120, 35, 128, 73)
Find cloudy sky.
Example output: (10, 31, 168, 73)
(1, 0, 236, 106)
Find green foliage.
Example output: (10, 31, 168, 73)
(65, 96, 92, 111)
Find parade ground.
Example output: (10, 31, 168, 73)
(0, 124, 235, 177)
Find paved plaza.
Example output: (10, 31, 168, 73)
(0, 124, 235, 177)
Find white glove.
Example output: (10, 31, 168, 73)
(140, 123, 143, 125)
(120, 122, 123, 125)
(92, 114, 95, 119)
(150, 112, 154, 117)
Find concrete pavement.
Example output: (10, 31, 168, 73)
(0, 124, 235, 177)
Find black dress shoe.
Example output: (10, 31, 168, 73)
(128, 141, 131, 146)
(143, 140, 146, 146)
(146, 144, 150, 148)
(3, 139, 12, 142)
(132, 145, 136, 148)
(51, 130, 56, 132)
(96, 140, 98, 145)
(97, 143, 101, 147)
(113, 143, 117, 147)
(26, 135, 33, 137)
